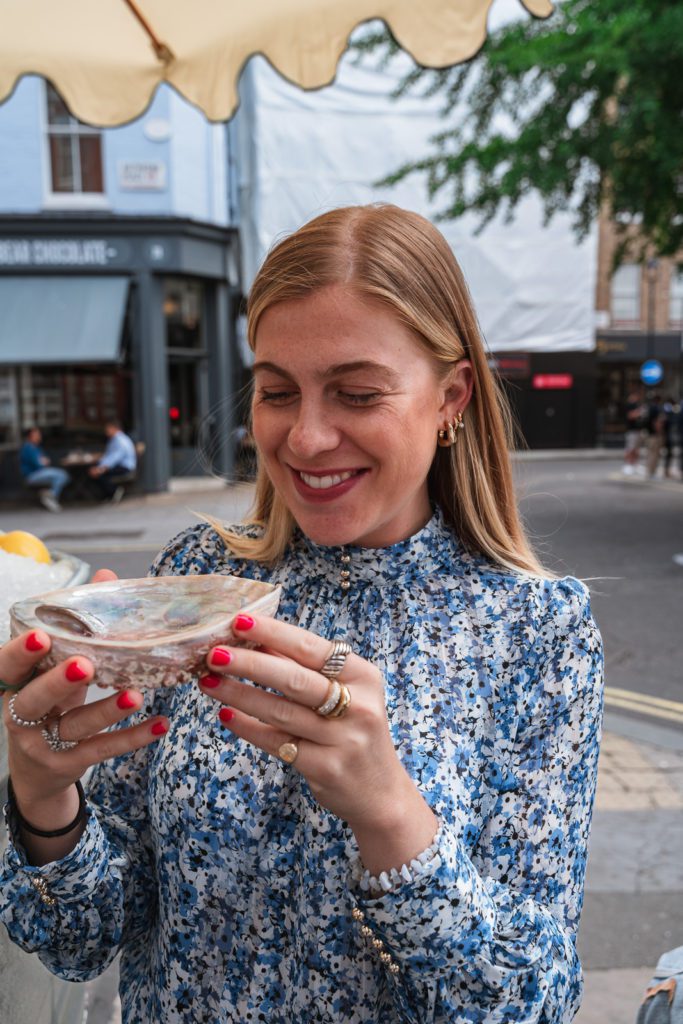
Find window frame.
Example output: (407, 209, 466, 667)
(668, 268, 683, 329)
(610, 263, 641, 329)
(41, 82, 109, 210)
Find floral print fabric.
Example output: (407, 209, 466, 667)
(0, 508, 603, 1022)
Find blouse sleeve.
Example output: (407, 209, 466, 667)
(348, 576, 604, 1024)
(0, 524, 223, 980)
(0, 685, 174, 981)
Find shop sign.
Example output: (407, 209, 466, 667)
(118, 160, 167, 190)
(596, 338, 629, 356)
(532, 374, 574, 390)
(0, 238, 121, 267)
(488, 354, 530, 379)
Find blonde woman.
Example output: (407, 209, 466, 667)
(0, 205, 603, 1023)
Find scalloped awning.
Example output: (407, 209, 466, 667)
(0, 0, 552, 127)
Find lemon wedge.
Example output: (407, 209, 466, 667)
(0, 530, 51, 564)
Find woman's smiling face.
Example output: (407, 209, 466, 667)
(252, 284, 469, 549)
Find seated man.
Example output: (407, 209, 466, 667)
(88, 420, 137, 503)
(19, 427, 71, 513)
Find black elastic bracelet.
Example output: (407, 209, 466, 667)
(7, 778, 87, 838)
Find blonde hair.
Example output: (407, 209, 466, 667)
(216, 204, 546, 576)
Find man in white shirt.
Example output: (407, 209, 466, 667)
(89, 420, 137, 503)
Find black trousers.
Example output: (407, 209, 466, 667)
(93, 465, 131, 499)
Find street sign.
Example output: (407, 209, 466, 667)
(640, 359, 664, 386)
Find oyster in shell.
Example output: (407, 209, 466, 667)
(10, 574, 281, 690)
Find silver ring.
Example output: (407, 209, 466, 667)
(41, 717, 79, 753)
(320, 640, 353, 681)
(8, 693, 49, 728)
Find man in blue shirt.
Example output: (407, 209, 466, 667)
(88, 420, 138, 503)
(19, 427, 71, 513)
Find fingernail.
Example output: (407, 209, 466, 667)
(219, 707, 235, 724)
(211, 647, 232, 667)
(116, 691, 137, 710)
(199, 673, 222, 688)
(233, 614, 255, 631)
(25, 632, 45, 652)
(151, 721, 168, 736)
(65, 660, 88, 682)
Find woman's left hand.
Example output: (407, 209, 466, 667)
(200, 614, 437, 871)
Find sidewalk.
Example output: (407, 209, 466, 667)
(577, 720, 683, 1023)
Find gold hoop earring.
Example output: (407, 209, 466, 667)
(437, 420, 457, 447)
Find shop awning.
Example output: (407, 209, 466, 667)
(0, 276, 129, 364)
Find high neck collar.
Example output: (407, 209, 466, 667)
(286, 506, 460, 586)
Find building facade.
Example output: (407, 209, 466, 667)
(594, 216, 683, 445)
(0, 75, 242, 497)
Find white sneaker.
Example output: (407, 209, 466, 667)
(39, 492, 62, 513)
(110, 485, 125, 504)
(622, 465, 634, 476)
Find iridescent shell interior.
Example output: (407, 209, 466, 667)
(9, 575, 281, 690)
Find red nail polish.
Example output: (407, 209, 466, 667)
(116, 691, 137, 710)
(219, 707, 235, 723)
(211, 647, 232, 667)
(233, 614, 255, 631)
(25, 632, 45, 652)
(65, 660, 88, 682)
(151, 721, 168, 736)
(199, 674, 222, 688)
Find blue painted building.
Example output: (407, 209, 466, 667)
(0, 77, 242, 495)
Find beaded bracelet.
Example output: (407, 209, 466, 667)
(6, 778, 87, 838)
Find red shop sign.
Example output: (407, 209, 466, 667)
(532, 374, 574, 390)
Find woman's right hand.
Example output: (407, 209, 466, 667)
(0, 627, 169, 857)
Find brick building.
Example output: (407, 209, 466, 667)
(594, 216, 683, 445)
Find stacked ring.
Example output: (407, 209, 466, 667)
(315, 679, 341, 717)
(326, 684, 351, 719)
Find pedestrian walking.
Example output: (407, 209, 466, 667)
(645, 394, 665, 479)
(661, 397, 675, 479)
(0, 205, 604, 1024)
(623, 386, 646, 475)
(18, 427, 71, 512)
(88, 421, 137, 503)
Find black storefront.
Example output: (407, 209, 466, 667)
(490, 350, 597, 449)
(596, 333, 683, 446)
(0, 214, 243, 498)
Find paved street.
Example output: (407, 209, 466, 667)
(1, 452, 682, 1023)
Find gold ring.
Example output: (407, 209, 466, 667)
(327, 684, 351, 719)
(278, 740, 299, 765)
(315, 678, 341, 717)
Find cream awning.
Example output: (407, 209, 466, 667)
(0, 0, 551, 127)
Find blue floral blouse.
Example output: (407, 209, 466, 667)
(0, 508, 603, 1023)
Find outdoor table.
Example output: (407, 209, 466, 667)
(60, 451, 101, 502)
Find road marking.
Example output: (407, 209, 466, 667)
(605, 686, 683, 726)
